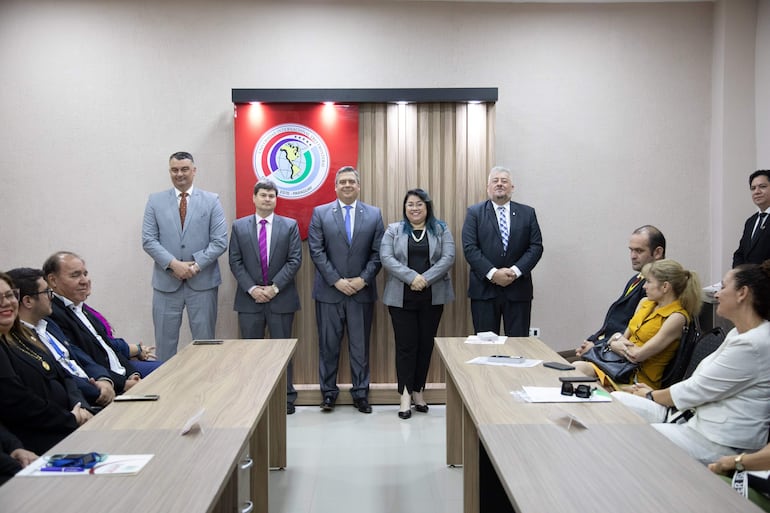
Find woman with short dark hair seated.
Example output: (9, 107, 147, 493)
(574, 259, 702, 389)
(615, 261, 770, 464)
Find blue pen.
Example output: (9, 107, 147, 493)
(40, 466, 85, 472)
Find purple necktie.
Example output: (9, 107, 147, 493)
(259, 219, 269, 285)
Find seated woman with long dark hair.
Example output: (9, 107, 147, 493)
(0, 272, 91, 454)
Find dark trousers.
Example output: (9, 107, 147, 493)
(238, 308, 297, 404)
(316, 299, 373, 400)
(388, 304, 443, 394)
(470, 296, 531, 337)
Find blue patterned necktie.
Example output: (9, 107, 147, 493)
(344, 205, 352, 243)
(498, 205, 509, 251)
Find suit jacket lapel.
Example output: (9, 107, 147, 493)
(486, 201, 502, 238)
(333, 203, 348, 245)
(245, 217, 262, 268)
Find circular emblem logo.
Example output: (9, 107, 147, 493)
(253, 124, 330, 199)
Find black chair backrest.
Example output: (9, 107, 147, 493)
(682, 327, 726, 381)
(660, 317, 701, 389)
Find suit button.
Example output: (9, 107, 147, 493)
(181, 245, 186, 249)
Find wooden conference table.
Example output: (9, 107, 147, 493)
(0, 338, 297, 513)
(435, 336, 760, 513)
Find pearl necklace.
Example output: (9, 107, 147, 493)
(12, 333, 51, 371)
(411, 228, 426, 243)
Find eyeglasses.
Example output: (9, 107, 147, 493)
(560, 382, 596, 398)
(0, 289, 20, 304)
(29, 288, 54, 300)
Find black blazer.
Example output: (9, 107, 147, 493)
(48, 296, 137, 392)
(587, 275, 646, 342)
(0, 337, 78, 454)
(462, 199, 543, 301)
(733, 213, 770, 267)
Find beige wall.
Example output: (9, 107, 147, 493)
(0, 0, 761, 356)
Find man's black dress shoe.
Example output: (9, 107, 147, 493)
(353, 398, 372, 414)
(320, 396, 335, 411)
(398, 409, 412, 420)
(414, 403, 429, 413)
(287, 402, 296, 415)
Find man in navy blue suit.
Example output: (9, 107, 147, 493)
(462, 166, 543, 337)
(308, 166, 384, 413)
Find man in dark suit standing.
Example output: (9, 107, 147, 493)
(308, 166, 384, 413)
(574, 225, 666, 357)
(733, 169, 770, 268)
(142, 151, 228, 361)
(462, 166, 543, 337)
(229, 180, 302, 414)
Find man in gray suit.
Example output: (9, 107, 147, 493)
(308, 166, 384, 413)
(142, 151, 228, 361)
(462, 166, 543, 337)
(229, 180, 302, 414)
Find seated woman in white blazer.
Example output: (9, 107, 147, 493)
(614, 260, 770, 465)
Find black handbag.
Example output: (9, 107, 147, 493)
(581, 342, 639, 383)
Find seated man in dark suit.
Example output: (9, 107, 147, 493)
(8, 267, 116, 407)
(733, 169, 770, 267)
(43, 251, 143, 393)
(575, 225, 666, 357)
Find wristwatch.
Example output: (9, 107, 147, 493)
(735, 453, 746, 471)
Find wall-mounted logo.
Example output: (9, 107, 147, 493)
(253, 123, 330, 199)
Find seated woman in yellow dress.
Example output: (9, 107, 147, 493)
(574, 259, 702, 389)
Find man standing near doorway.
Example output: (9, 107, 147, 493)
(733, 169, 770, 267)
(142, 151, 228, 361)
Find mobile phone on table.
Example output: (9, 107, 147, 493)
(192, 339, 223, 345)
(47, 452, 102, 468)
(114, 394, 160, 402)
(543, 361, 576, 371)
(558, 376, 597, 383)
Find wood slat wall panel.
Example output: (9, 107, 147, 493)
(289, 102, 495, 396)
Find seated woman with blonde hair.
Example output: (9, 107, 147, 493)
(574, 259, 702, 389)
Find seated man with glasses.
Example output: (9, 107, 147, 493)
(7, 267, 116, 408)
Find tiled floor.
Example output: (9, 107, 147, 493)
(269, 404, 463, 513)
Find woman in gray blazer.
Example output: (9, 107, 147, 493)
(615, 260, 770, 464)
(381, 189, 455, 419)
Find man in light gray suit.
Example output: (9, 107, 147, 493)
(308, 166, 384, 413)
(229, 180, 302, 414)
(142, 151, 228, 362)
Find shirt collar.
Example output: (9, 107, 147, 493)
(53, 291, 80, 309)
(255, 212, 275, 224)
(176, 186, 194, 198)
(338, 199, 357, 210)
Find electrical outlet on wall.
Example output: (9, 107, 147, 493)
(529, 327, 540, 337)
